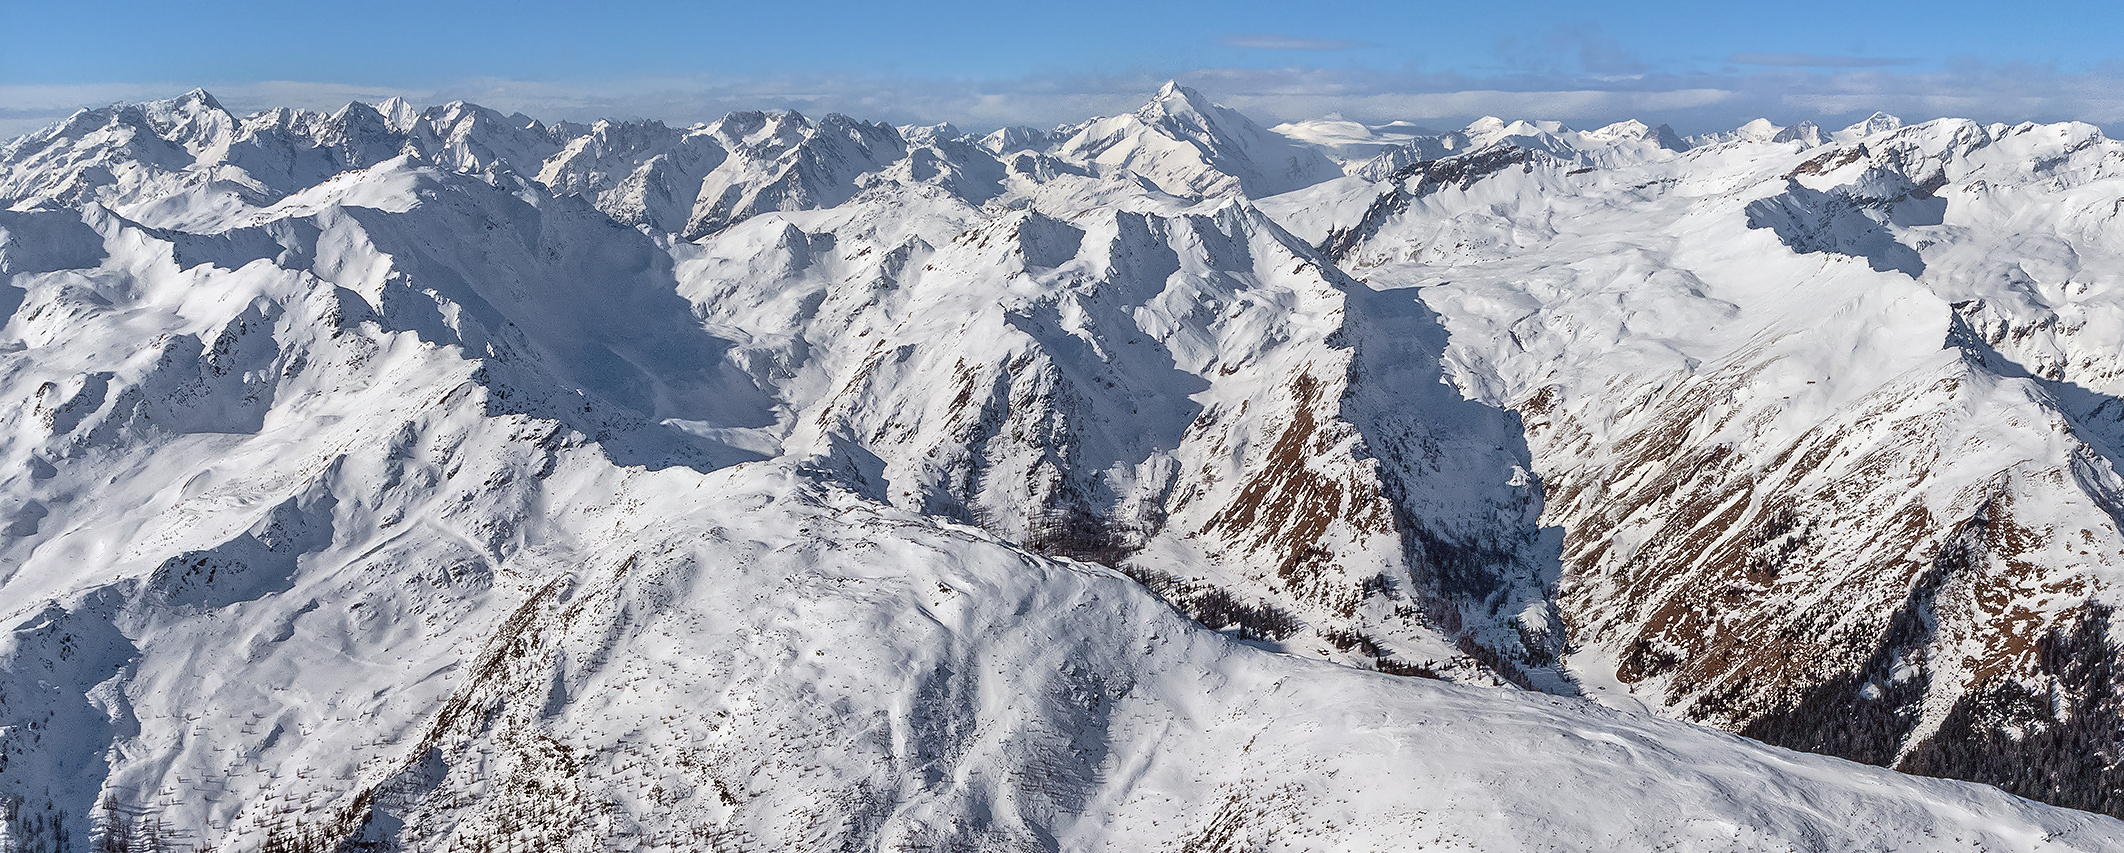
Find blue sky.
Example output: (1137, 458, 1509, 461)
(6, 0, 2124, 135)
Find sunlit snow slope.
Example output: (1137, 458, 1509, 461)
(0, 86, 2120, 851)
(1268, 110, 2124, 818)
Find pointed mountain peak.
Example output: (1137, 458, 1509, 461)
(1143, 81, 1221, 119)
(138, 88, 235, 149)
(331, 100, 385, 123)
(178, 88, 225, 112)
(376, 97, 419, 132)
(1648, 122, 1688, 151)
(143, 88, 229, 119)
(1055, 80, 1337, 198)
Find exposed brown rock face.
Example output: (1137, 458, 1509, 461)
(18, 85, 2124, 852)
(1292, 120, 2124, 817)
(683, 202, 1563, 685)
(1519, 328, 2124, 814)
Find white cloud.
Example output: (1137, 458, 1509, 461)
(8, 61, 2124, 142)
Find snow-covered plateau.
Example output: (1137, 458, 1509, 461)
(2, 81, 2123, 850)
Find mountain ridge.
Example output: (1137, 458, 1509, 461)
(4, 82, 2124, 850)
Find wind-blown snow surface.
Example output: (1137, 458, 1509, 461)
(0, 85, 2121, 850)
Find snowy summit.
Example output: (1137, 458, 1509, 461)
(3, 83, 2124, 851)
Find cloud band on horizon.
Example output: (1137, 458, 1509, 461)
(7, 61, 2124, 142)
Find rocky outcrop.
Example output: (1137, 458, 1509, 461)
(1281, 114, 2124, 816)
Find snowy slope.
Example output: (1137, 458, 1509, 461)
(668, 186, 1560, 684)
(1267, 112, 2124, 816)
(1688, 117, 1825, 148)
(1334, 115, 1689, 182)
(1268, 117, 1440, 163)
(1, 87, 1551, 686)
(3, 84, 2124, 851)
(0, 198, 2111, 845)
(1052, 82, 1340, 198)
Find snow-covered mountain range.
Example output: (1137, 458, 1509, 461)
(3, 83, 2123, 850)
